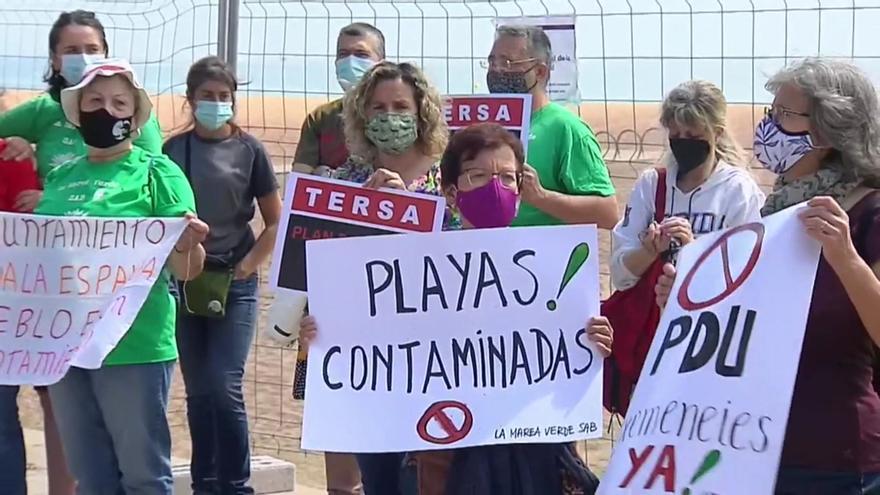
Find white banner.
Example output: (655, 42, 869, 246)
(599, 206, 821, 495)
(494, 16, 579, 103)
(302, 225, 604, 453)
(0, 213, 187, 385)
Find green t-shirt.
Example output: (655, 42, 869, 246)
(0, 92, 164, 179)
(513, 102, 616, 227)
(35, 147, 196, 366)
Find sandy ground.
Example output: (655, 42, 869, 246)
(8, 90, 776, 492)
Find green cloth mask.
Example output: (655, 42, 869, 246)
(365, 112, 418, 155)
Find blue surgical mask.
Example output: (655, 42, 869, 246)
(194, 101, 234, 131)
(60, 53, 104, 85)
(336, 55, 376, 91)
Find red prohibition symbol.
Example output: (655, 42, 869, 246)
(416, 400, 474, 445)
(677, 223, 766, 311)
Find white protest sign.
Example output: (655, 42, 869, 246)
(302, 225, 604, 453)
(599, 206, 821, 495)
(0, 213, 187, 385)
(494, 16, 579, 102)
(265, 174, 446, 344)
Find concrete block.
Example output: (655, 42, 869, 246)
(172, 455, 296, 494)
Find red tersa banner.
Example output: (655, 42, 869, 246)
(444, 94, 532, 154)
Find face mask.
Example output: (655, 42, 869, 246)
(195, 100, 234, 131)
(336, 56, 375, 91)
(669, 138, 711, 178)
(365, 112, 418, 155)
(60, 53, 103, 85)
(455, 177, 519, 229)
(78, 108, 133, 149)
(486, 69, 535, 94)
(753, 115, 815, 174)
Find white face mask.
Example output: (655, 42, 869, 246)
(753, 115, 816, 174)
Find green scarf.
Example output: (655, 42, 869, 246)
(761, 166, 862, 217)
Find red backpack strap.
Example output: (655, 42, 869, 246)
(653, 168, 668, 223)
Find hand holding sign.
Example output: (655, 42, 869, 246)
(363, 168, 407, 191)
(520, 163, 548, 206)
(175, 213, 210, 252)
(799, 196, 857, 268)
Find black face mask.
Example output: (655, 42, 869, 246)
(669, 138, 711, 178)
(486, 68, 537, 94)
(78, 108, 133, 149)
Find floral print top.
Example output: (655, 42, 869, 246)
(332, 157, 461, 230)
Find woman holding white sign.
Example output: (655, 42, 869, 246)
(35, 59, 209, 495)
(301, 60, 457, 495)
(300, 123, 613, 494)
(604, 80, 765, 414)
(656, 58, 880, 493)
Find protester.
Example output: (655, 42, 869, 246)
(0, 140, 41, 495)
(602, 80, 765, 414)
(291, 60, 452, 495)
(0, 10, 163, 207)
(162, 56, 281, 495)
(36, 59, 209, 494)
(292, 22, 385, 176)
(486, 25, 618, 228)
(403, 122, 610, 495)
(0, 13, 163, 492)
(655, 58, 880, 494)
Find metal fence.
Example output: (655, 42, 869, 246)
(3, 0, 880, 488)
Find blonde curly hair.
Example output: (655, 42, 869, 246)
(343, 61, 448, 163)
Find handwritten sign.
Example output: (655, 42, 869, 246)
(265, 173, 446, 343)
(444, 94, 532, 154)
(302, 225, 604, 453)
(599, 206, 821, 495)
(494, 16, 579, 102)
(0, 213, 187, 385)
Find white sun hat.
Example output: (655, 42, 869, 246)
(60, 58, 153, 130)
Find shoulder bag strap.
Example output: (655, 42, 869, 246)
(653, 168, 668, 223)
(184, 132, 192, 181)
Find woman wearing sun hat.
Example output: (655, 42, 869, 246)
(36, 58, 210, 495)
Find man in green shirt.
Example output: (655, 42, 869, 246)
(486, 25, 619, 228)
(292, 22, 385, 175)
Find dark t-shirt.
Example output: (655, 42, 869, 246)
(163, 130, 278, 267)
(781, 191, 880, 472)
(293, 99, 349, 169)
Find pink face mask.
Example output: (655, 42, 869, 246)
(455, 177, 519, 229)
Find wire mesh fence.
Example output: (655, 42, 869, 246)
(3, 0, 880, 489)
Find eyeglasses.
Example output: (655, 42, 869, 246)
(764, 105, 810, 121)
(461, 169, 521, 190)
(479, 56, 537, 71)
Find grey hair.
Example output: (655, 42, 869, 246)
(766, 57, 880, 186)
(495, 24, 552, 65)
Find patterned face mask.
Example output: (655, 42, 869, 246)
(753, 115, 815, 174)
(486, 69, 534, 94)
(365, 112, 418, 155)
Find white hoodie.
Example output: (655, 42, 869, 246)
(610, 160, 766, 291)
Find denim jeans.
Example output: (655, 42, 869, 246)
(177, 276, 258, 495)
(0, 385, 26, 495)
(776, 468, 880, 494)
(356, 453, 406, 495)
(48, 362, 174, 495)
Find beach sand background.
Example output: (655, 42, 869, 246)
(4, 89, 776, 491)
